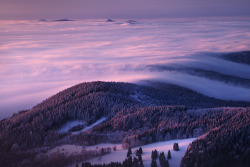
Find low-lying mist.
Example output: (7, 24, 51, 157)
(1, 18, 250, 119)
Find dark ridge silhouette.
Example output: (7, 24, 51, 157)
(146, 65, 250, 88)
(53, 19, 74, 22)
(125, 20, 138, 24)
(39, 19, 47, 22)
(222, 51, 250, 65)
(106, 19, 114, 22)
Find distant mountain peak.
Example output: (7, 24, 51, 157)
(106, 19, 114, 22)
(125, 20, 138, 24)
(53, 19, 74, 22)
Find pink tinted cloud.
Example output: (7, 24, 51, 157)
(1, 18, 250, 118)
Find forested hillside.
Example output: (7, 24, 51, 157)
(1, 81, 248, 151)
(181, 108, 250, 167)
(0, 81, 249, 167)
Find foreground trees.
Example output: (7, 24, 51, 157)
(159, 152, 169, 167)
(81, 154, 144, 167)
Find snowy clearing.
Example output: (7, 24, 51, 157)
(58, 120, 86, 133)
(78, 117, 107, 133)
(58, 117, 107, 134)
(85, 138, 196, 167)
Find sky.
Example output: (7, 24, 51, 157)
(0, 0, 250, 19)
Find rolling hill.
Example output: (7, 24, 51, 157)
(0, 81, 249, 167)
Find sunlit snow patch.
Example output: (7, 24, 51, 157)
(58, 120, 86, 133)
(77, 117, 107, 133)
(58, 117, 107, 134)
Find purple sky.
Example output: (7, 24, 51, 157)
(1, 0, 250, 19)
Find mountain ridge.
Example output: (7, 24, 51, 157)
(0, 81, 249, 167)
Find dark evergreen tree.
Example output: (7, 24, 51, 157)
(136, 149, 141, 156)
(167, 150, 171, 159)
(138, 154, 143, 163)
(101, 148, 105, 155)
(173, 143, 179, 151)
(154, 149, 158, 159)
(151, 159, 158, 167)
(139, 147, 143, 154)
(81, 162, 91, 167)
(127, 147, 132, 157)
(128, 156, 133, 167)
(159, 152, 165, 167)
(165, 160, 169, 167)
(151, 149, 158, 160)
(123, 158, 128, 167)
(138, 154, 144, 167)
(133, 157, 139, 167)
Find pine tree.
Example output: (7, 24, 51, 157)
(127, 147, 132, 157)
(136, 149, 141, 156)
(128, 156, 133, 167)
(101, 148, 105, 155)
(154, 149, 158, 159)
(151, 150, 154, 160)
(167, 150, 171, 159)
(138, 154, 142, 162)
(173, 143, 179, 151)
(133, 157, 139, 167)
(165, 160, 169, 167)
(139, 147, 143, 154)
(159, 152, 166, 167)
(139, 160, 144, 167)
(151, 149, 158, 160)
(151, 159, 158, 167)
(138, 154, 144, 167)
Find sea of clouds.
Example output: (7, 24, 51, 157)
(1, 18, 250, 118)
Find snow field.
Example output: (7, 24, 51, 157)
(87, 138, 196, 167)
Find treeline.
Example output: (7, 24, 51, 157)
(80, 147, 144, 167)
(81, 156, 142, 167)
(92, 106, 249, 149)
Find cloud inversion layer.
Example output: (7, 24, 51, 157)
(1, 18, 250, 118)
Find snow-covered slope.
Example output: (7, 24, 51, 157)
(86, 138, 196, 167)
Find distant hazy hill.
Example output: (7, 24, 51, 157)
(0, 81, 249, 167)
(222, 51, 250, 65)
